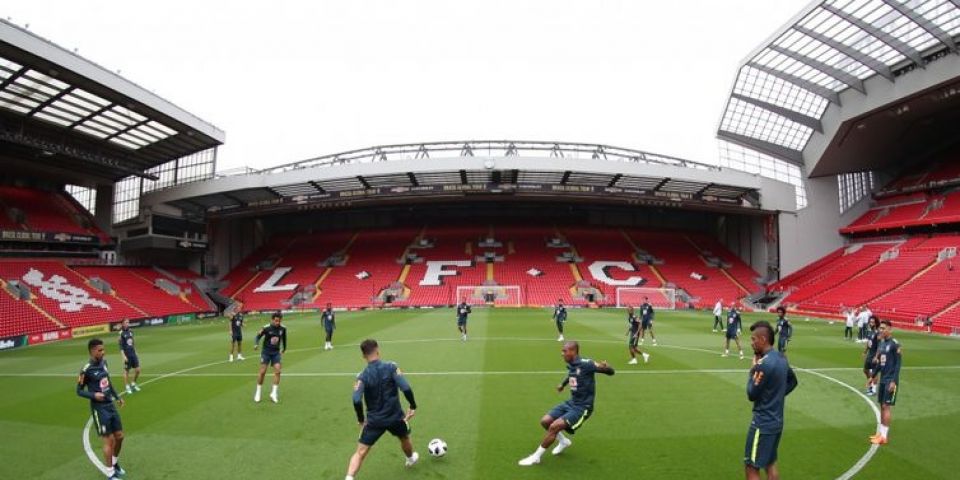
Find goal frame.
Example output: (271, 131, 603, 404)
(615, 287, 677, 310)
(455, 285, 523, 307)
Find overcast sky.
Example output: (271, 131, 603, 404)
(6, 0, 809, 171)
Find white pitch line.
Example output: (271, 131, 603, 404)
(795, 368, 882, 480)
(17, 364, 958, 378)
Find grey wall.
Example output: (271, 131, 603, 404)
(777, 176, 871, 277)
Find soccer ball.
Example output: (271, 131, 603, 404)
(427, 438, 447, 457)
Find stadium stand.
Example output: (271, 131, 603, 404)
(0, 186, 106, 239)
(73, 266, 210, 317)
(318, 228, 415, 308)
(495, 226, 577, 307)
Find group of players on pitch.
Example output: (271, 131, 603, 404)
(76, 299, 902, 480)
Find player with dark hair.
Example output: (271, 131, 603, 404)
(723, 304, 745, 359)
(774, 307, 792, 355)
(518, 341, 615, 466)
(118, 319, 141, 394)
(638, 297, 657, 346)
(78, 338, 127, 479)
(322, 303, 336, 350)
(456, 299, 472, 341)
(345, 339, 419, 480)
(626, 306, 650, 365)
(863, 316, 881, 396)
(552, 299, 568, 342)
(229, 312, 245, 362)
(253, 312, 287, 403)
(744, 321, 798, 480)
(870, 319, 902, 445)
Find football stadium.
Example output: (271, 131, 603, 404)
(2, 2, 960, 479)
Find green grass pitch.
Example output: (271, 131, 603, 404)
(2, 308, 959, 479)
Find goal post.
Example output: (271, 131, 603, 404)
(615, 287, 677, 310)
(455, 285, 523, 307)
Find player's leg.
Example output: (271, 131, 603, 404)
(723, 337, 730, 356)
(110, 429, 125, 475)
(236, 338, 244, 360)
(389, 421, 419, 467)
(649, 326, 657, 344)
(346, 443, 371, 479)
(270, 361, 282, 402)
(734, 337, 744, 358)
(132, 365, 141, 388)
(254, 362, 268, 402)
(122, 364, 132, 393)
(101, 433, 116, 476)
(556, 319, 564, 341)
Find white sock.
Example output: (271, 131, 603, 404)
(229, 354, 233, 360)
(256, 385, 262, 394)
(346, 476, 354, 480)
(557, 432, 568, 444)
(112, 455, 118, 466)
(272, 385, 278, 394)
(105, 466, 114, 477)
(879, 425, 889, 437)
(532, 446, 546, 460)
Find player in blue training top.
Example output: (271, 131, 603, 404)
(744, 321, 798, 480)
(253, 312, 287, 403)
(638, 296, 657, 346)
(626, 306, 650, 365)
(518, 341, 615, 466)
(322, 303, 336, 350)
(345, 339, 419, 480)
(862, 316, 881, 396)
(118, 319, 141, 394)
(774, 307, 792, 355)
(456, 298, 472, 341)
(723, 303, 745, 359)
(870, 319, 902, 445)
(229, 312, 245, 362)
(78, 338, 127, 480)
(552, 299, 568, 342)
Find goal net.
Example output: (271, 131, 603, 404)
(455, 285, 522, 307)
(615, 287, 677, 309)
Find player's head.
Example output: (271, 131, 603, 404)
(627, 306, 634, 315)
(557, 298, 563, 305)
(360, 339, 379, 360)
(561, 341, 579, 362)
(869, 315, 880, 329)
(88, 338, 105, 360)
(776, 306, 786, 316)
(121, 319, 130, 329)
(326, 303, 332, 309)
(749, 321, 775, 354)
(271, 312, 282, 326)
(879, 319, 893, 339)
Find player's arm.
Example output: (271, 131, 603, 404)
(108, 377, 124, 406)
(785, 367, 799, 396)
(352, 379, 365, 424)
(393, 367, 417, 410)
(746, 362, 770, 401)
(557, 377, 569, 392)
(281, 328, 287, 353)
(76, 371, 97, 400)
(891, 343, 902, 386)
(594, 360, 615, 376)
(253, 328, 265, 349)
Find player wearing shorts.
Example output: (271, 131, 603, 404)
(322, 303, 336, 350)
(229, 312, 245, 362)
(456, 300, 472, 341)
(723, 305, 745, 359)
(862, 316, 880, 395)
(253, 312, 287, 403)
(345, 339, 419, 479)
(552, 300, 567, 342)
(774, 307, 792, 355)
(638, 297, 657, 346)
(744, 321, 798, 480)
(626, 306, 649, 365)
(77, 338, 127, 480)
(518, 341, 615, 466)
(118, 319, 141, 394)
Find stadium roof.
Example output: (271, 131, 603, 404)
(718, 0, 960, 166)
(142, 141, 785, 218)
(0, 20, 224, 181)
